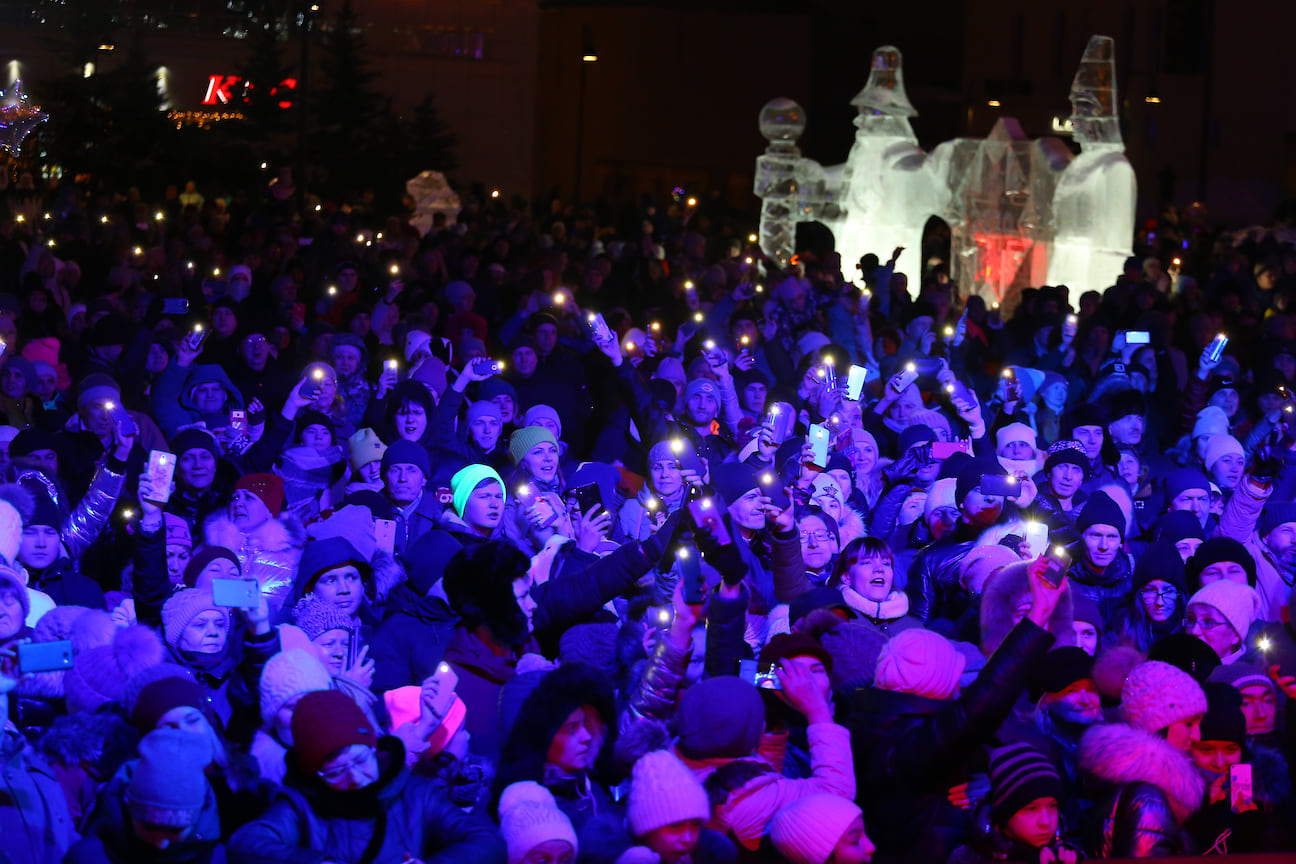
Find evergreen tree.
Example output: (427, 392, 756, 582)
(313, 0, 384, 191)
(402, 93, 459, 176)
(241, 17, 294, 136)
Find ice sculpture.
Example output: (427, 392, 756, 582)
(1044, 35, 1137, 292)
(753, 37, 1135, 302)
(406, 170, 461, 237)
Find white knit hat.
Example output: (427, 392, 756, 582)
(874, 628, 966, 700)
(770, 794, 864, 864)
(628, 750, 711, 837)
(1187, 581, 1258, 651)
(258, 649, 333, 728)
(0, 499, 22, 563)
(995, 422, 1037, 454)
(1202, 434, 1244, 471)
(499, 781, 578, 864)
(1120, 660, 1208, 733)
(1192, 406, 1229, 440)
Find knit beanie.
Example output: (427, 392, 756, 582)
(163, 512, 192, 550)
(234, 473, 285, 517)
(466, 399, 503, 428)
(647, 438, 705, 475)
(293, 594, 355, 642)
(924, 477, 958, 519)
(64, 624, 166, 714)
(290, 689, 378, 775)
(675, 676, 765, 761)
(1258, 502, 1296, 539)
(130, 673, 211, 734)
(874, 628, 966, 700)
(508, 426, 559, 466)
(1044, 439, 1089, 475)
(295, 409, 335, 443)
(77, 372, 121, 410)
(1203, 434, 1244, 471)
(995, 423, 1037, 454)
(557, 623, 619, 678)
(126, 729, 213, 828)
(1029, 646, 1095, 702)
(988, 743, 1062, 826)
(182, 546, 241, 588)
(1133, 540, 1188, 594)
(499, 781, 578, 864)
(1192, 405, 1230, 440)
(1076, 491, 1125, 540)
(381, 439, 431, 476)
(0, 499, 21, 562)
(1070, 593, 1103, 634)
(169, 428, 221, 463)
(259, 649, 334, 728)
(627, 750, 711, 837)
(1154, 510, 1206, 544)
(955, 458, 1005, 504)
(770, 794, 864, 864)
(451, 464, 504, 518)
(348, 428, 387, 470)
(1184, 537, 1256, 590)
(161, 588, 227, 648)
(1208, 662, 1273, 696)
(479, 378, 518, 404)
(897, 423, 936, 455)
(25, 481, 63, 530)
(1120, 660, 1208, 733)
(1199, 683, 1247, 746)
(1187, 581, 1258, 648)
(682, 379, 720, 407)
(817, 619, 888, 693)
(1164, 468, 1210, 504)
(0, 565, 30, 621)
(522, 404, 562, 437)
(711, 461, 759, 508)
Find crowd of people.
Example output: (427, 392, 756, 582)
(1, 169, 1296, 864)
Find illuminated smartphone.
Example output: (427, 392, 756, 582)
(146, 450, 176, 504)
(893, 364, 918, 393)
(1205, 333, 1228, 364)
(211, 577, 259, 609)
(808, 424, 831, 468)
(1040, 546, 1071, 588)
(846, 365, 871, 401)
(373, 518, 396, 554)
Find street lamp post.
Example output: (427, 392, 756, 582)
(574, 24, 597, 204)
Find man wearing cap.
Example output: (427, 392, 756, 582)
(1063, 491, 1133, 630)
(382, 439, 442, 557)
(679, 377, 735, 465)
(1217, 448, 1296, 622)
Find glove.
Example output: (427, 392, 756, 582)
(1249, 440, 1284, 486)
(640, 509, 683, 564)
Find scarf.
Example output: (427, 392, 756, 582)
(841, 586, 910, 623)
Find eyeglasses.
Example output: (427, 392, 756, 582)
(799, 530, 835, 544)
(1139, 587, 1179, 602)
(317, 747, 375, 783)
(1182, 617, 1227, 632)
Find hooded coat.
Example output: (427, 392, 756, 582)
(152, 362, 246, 438)
(1077, 722, 1205, 858)
(227, 737, 505, 864)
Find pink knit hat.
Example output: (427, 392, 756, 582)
(1120, 660, 1207, 733)
(770, 794, 864, 864)
(628, 750, 710, 837)
(874, 628, 966, 700)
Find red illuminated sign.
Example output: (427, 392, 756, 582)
(202, 76, 297, 109)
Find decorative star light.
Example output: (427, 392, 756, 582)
(0, 80, 48, 154)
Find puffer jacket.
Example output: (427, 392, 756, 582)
(849, 618, 1056, 864)
(1217, 475, 1293, 622)
(626, 632, 691, 724)
(62, 459, 128, 559)
(1077, 722, 1205, 858)
(228, 737, 505, 864)
(204, 514, 305, 616)
(1065, 548, 1134, 631)
(370, 583, 458, 694)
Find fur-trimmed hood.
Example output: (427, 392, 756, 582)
(979, 560, 1075, 656)
(1078, 722, 1205, 823)
(204, 512, 306, 554)
(489, 661, 619, 812)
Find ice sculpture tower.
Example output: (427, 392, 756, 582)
(1044, 35, 1137, 292)
(753, 36, 1136, 301)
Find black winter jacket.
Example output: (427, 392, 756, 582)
(849, 618, 1056, 864)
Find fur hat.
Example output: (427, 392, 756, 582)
(770, 794, 864, 864)
(978, 561, 1075, 657)
(1092, 644, 1145, 701)
(875, 629, 966, 700)
(259, 649, 333, 728)
(627, 750, 710, 838)
(1120, 660, 1208, 734)
(64, 624, 166, 714)
(1186, 581, 1258, 650)
(443, 541, 530, 649)
(1078, 722, 1205, 823)
(499, 782, 578, 864)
